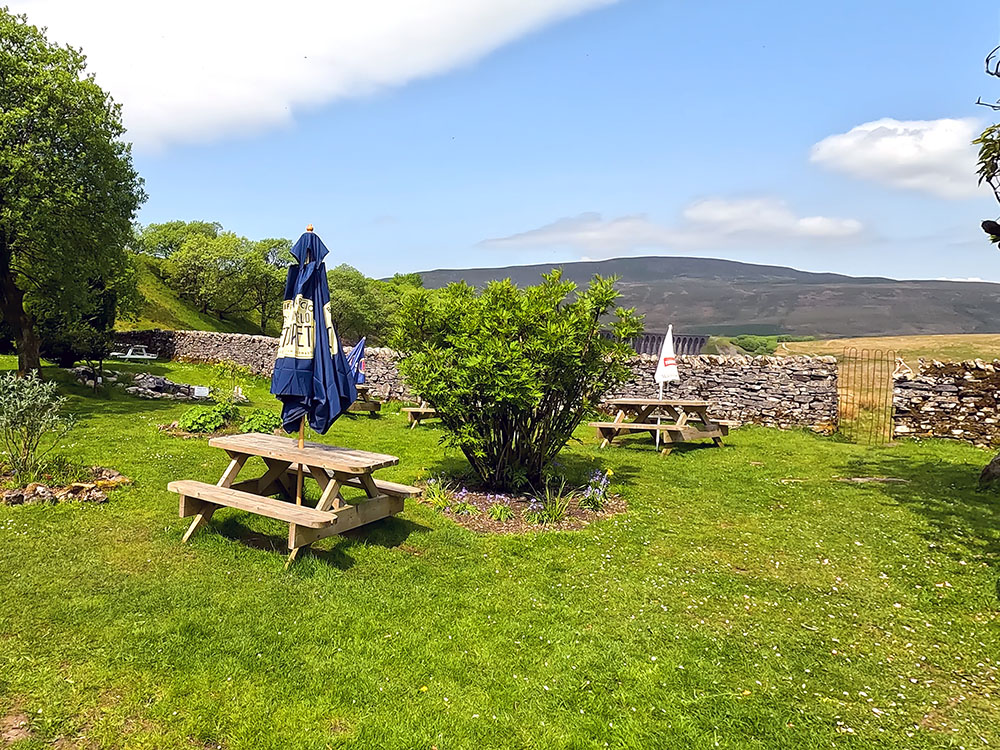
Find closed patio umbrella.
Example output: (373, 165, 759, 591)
(271, 226, 357, 502)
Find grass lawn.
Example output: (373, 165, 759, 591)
(1, 358, 998, 749)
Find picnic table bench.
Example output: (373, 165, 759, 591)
(402, 400, 438, 428)
(348, 383, 382, 418)
(167, 432, 419, 565)
(590, 398, 736, 453)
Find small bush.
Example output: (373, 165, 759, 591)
(241, 409, 281, 433)
(424, 478, 453, 511)
(178, 404, 235, 433)
(451, 501, 477, 516)
(539, 480, 570, 523)
(487, 503, 513, 522)
(580, 470, 612, 511)
(0, 372, 77, 484)
(395, 271, 642, 491)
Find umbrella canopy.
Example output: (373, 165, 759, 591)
(270, 229, 357, 434)
(654, 325, 680, 384)
(346, 337, 366, 384)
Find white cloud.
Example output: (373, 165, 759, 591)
(480, 198, 863, 256)
(810, 118, 983, 199)
(9, 0, 618, 150)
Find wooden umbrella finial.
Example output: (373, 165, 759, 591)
(306, 224, 314, 232)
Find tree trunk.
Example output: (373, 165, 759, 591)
(0, 269, 41, 374)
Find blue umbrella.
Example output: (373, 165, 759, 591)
(271, 227, 357, 437)
(346, 337, 366, 384)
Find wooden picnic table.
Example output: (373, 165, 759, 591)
(348, 383, 382, 417)
(403, 400, 438, 429)
(590, 397, 735, 453)
(168, 432, 419, 565)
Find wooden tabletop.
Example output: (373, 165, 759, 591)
(209, 433, 399, 474)
(605, 398, 710, 407)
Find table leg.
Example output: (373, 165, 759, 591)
(182, 452, 248, 543)
(600, 409, 626, 448)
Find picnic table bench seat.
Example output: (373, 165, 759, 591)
(403, 401, 438, 428)
(170, 480, 335, 528)
(285, 463, 422, 498)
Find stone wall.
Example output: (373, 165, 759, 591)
(893, 360, 1000, 447)
(114, 329, 410, 400)
(609, 354, 839, 429)
(114, 330, 840, 429)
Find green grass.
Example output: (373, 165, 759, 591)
(118, 256, 274, 335)
(1, 358, 998, 748)
(782, 333, 1000, 368)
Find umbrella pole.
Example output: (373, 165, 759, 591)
(656, 382, 663, 449)
(296, 416, 305, 505)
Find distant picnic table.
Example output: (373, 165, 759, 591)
(348, 383, 381, 418)
(168, 432, 419, 565)
(590, 397, 735, 453)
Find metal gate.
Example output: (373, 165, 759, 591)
(837, 347, 896, 445)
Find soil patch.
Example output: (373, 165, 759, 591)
(1, 711, 31, 744)
(422, 487, 626, 534)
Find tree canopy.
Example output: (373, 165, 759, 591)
(0, 10, 145, 372)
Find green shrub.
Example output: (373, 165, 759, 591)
(0, 372, 77, 484)
(423, 478, 453, 511)
(580, 469, 611, 511)
(394, 271, 642, 491)
(731, 335, 776, 356)
(451, 501, 477, 516)
(241, 409, 281, 433)
(487, 503, 513, 522)
(539, 480, 570, 523)
(177, 404, 235, 433)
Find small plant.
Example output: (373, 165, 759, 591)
(539, 479, 570, 523)
(241, 408, 281, 433)
(423, 478, 453, 511)
(487, 503, 513, 522)
(523, 497, 544, 525)
(580, 469, 612, 511)
(0, 373, 77, 484)
(177, 404, 235, 433)
(451, 501, 477, 516)
(210, 360, 253, 407)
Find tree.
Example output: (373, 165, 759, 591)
(326, 265, 422, 345)
(0, 10, 145, 373)
(244, 239, 289, 333)
(134, 220, 221, 258)
(394, 271, 643, 491)
(166, 232, 255, 318)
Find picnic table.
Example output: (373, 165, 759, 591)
(590, 398, 735, 453)
(348, 383, 382, 418)
(402, 400, 438, 429)
(168, 432, 419, 565)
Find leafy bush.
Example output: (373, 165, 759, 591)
(210, 360, 253, 407)
(423, 478, 453, 511)
(451, 501, 477, 516)
(241, 409, 281, 434)
(731, 335, 776, 356)
(177, 404, 236, 433)
(0, 373, 77, 484)
(395, 271, 642, 491)
(487, 503, 513, 522)
(580, 469, 612, 511)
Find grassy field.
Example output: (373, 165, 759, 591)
(1, 359, 998, 748)
(782, 333, 1000, 367)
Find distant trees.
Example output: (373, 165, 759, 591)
(0, 9, 145, 373)
(135, 221, 416, 340)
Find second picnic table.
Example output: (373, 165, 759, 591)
(590, 397, 734, 452)
(168, 432, 420, 564)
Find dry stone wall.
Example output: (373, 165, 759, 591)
(113, 330, 839, 429)
(609, 354, 839, 429)
(893, 360, 1000, 447)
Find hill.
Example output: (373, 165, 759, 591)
(116, 256, 273, 335)
(417, 257, 1000, 338)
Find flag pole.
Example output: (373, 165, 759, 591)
(295, 224, 314, 507)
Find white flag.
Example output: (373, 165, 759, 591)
(654, 325, 680, 383)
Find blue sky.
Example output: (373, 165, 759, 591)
(14, 0, 1000, 280)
